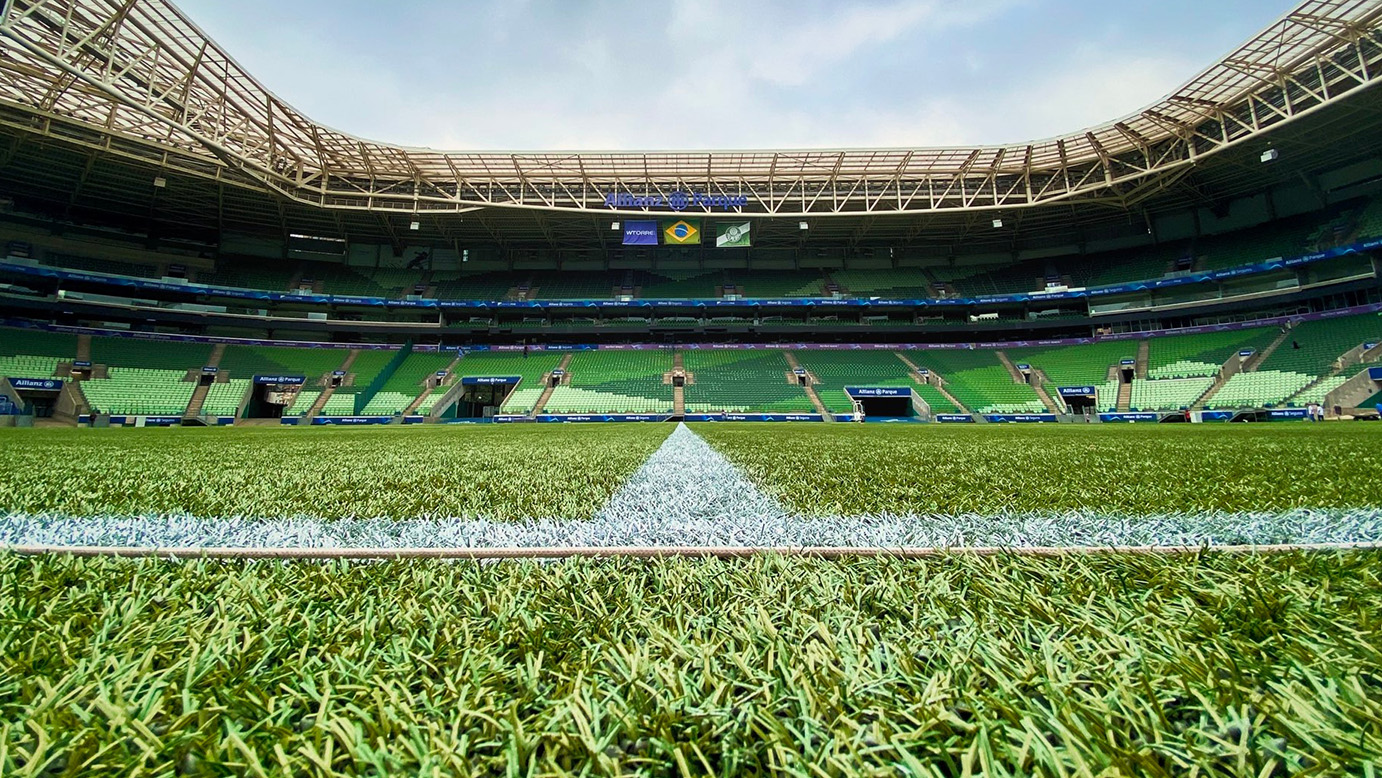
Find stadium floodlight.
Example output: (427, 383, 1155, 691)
(610, 221, 620, 230)
(992, 218, 1004, 228)
(153, 176, 166, 188)
(1261, 148, 1280, 163)
(408, 221, 420, 231)
(798, 221, 809, 230)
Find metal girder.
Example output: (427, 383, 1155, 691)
(0, 0, 1380, 220)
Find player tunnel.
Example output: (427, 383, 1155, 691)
(244, 375, 309, 418)
(844, 387, 915, 419)
(438, 376, 522, 419)
(1057, 386, 1098, 415)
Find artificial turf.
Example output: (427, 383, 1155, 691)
(1, 551, 1379, 775)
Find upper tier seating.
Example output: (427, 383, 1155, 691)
(636, 272, 722, 299)
(431, 272, 524, 300)
(1259, 315, 1382, 377)
(283, 389, 320, 417)
(830, 269, 932, 297)
(681, 350, 815, 413)
(907, 350, 1046, 414)
(529, 272, 622, 300)
(543, 351, 674, 414)
(792, 351, 918, 414)
(197, 262, 295, 291)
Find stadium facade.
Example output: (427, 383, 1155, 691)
(1, 0, 1381, 425)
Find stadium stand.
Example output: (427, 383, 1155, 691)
(908, 350, 1046, 414)
(1204, 314, 1382, 409)
(282, 389, 320, 417)
(1147, 327, 1281, 379)
(0, 329, 76, 379)
(361, 351, 454, 415)
(421, 351, 563, 415)
(830, 269, 932, 297)
(92, 336, 212, 371)
(196, 261, 295, 291)
(201, 379, 251, 417)
(431, 272, 522, 300)
(529, 272, 621, 300)
(543, 351, 674, 414)
(216, 345, 351, 381)
(636, 272, 722, 299)
(314, 349, 398, 416)
(1129, 377, 1215, 411)
(1005, 342, 1134, 386)
(82, 368, 195, 415)
(681, 350, 815, 413)
(41, 252, 158, 279)
(793, 351, 917, 414)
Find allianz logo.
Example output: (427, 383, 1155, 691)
(604, 191, 750, 210)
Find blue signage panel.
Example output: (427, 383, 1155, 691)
(844, 386, 912, 398)
(72, 360, 92, 368)
(460, 376, 522, 385)
(1239, 350, 1256, 357)
(935, 414, 974, 423)
(310, 416, 392, 425)
(202, 366, 219, 374)
(1099, 412, 1161, 423)
(604, 191, 749, 211)
(254, 375, 306, 385)
(985, 413, 1058, 423)
(1369, 367, 1382, 381)
(536, 414, 672, 423)
(622, 220, 660, 246)
(1266, 408, 1310, 420)
(1057, 386, 1097, 397)
(1199, 410, 1238, 422)
(1120, 359, 1136, 366)
(1014, 363, 1032, 371)
(8, 377, 61, 390)
(916, 368, 930, 376)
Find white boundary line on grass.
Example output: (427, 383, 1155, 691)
(5, 424, 1382, 556)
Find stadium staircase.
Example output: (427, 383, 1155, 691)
(782, 351, 832, 420)
(894, 352, 974, 416)
(1243, 328, 1293, 372)
(996, 352, 1061, 414)
(403, 353, 463, 415)
(1135, 340, 1150, 379)
(1116, 381, 1132, 412)
(182, 342, 228, 419)
(672, 352, 685, 415)
(1192, 352, 1253, 410)
(994, 351, 1025, 383)
(75, 334, 91, 363)
(528, 353, 573, 417)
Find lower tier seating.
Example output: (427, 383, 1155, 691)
(1129, 377, 1214, 411)
(682, 350, 815, 413)
(201, 379, 251, 417)
(1207, 371, 1314, 409)
(81, 369, 195, 415)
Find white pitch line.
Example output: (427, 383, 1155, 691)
(3, 424, 1382, 552)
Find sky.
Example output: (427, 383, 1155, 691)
(176, 0, 1293, 151)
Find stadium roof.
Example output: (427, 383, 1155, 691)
(0, 0, 1380, 249)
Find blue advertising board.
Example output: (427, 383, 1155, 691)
(1099, 412, 1161, 423)
(1369, 367, 1382, 381)
(7, 377, 62, 390)
(536, 414, 671, 423)
(844, 386, 912, 398)
(1266, 408, 1310, 420)
(460, 376, 522, 385)
(254, 375, 306, 385)
(935, 414, 974, 423)
(310, 416, 393, 425)
(201, 366, 219, 374)
(1119, 359, 1136, 366)
(622, 220, 660, 246)
(1057, 385, 1097, 397)
(984, 413, 1058, 423)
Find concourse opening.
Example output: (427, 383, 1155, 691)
(844, 387, 915, 419)
(1057, 387, 1098, 416)
(436, 376, 522, 419)
(5, 379, 63, 418)
(243, 376, 308, 419)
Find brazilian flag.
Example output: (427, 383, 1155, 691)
(661, 219, 701, 245)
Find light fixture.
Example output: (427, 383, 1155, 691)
(409, 221, 420, 231)
(798, 221, 809, 230)
(1260, 148, 1280, 163)
(611, 221, 621, 230)
(153, 176, 167, 188)
(992, 218, 1004, 228)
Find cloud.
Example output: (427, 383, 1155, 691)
(174, 0, 1278, 151)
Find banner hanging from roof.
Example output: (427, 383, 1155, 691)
(716, 222, 751, 248)
(622, 220, 659, 246)
(662, 219, 701, 245)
